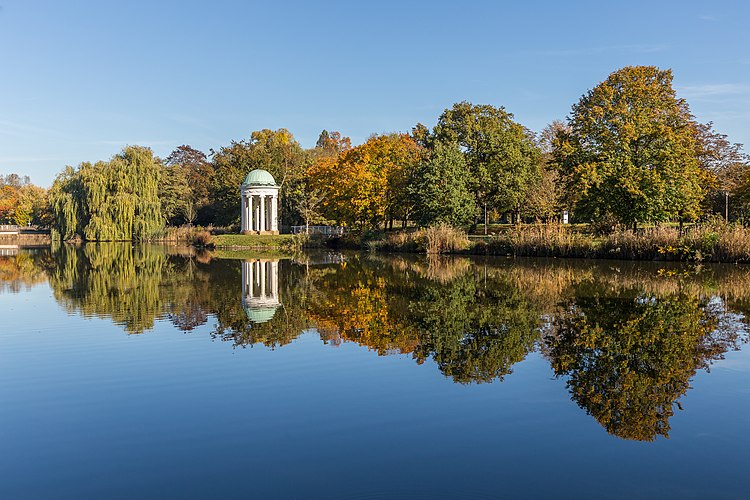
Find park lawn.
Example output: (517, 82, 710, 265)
(213, 233, 299, 249)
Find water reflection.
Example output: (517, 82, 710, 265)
(242, 259, 281, 324)
(1, 244, 749, 441)
(546, 281, 745, 441)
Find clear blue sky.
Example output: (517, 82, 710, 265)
(1, 0, 748, 186)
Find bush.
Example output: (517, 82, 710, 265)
(192, 230, 214, 248)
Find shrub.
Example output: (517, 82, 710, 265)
(192, 230, 214, 248)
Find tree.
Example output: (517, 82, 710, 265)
(0, 174, 48, 226)
(433, 102, 541, 232)
(164, 145, 214, 224)
(294, 184, 326, 233)
(309, 133, 422, 229)
(48, 146, 164, 240)
(159, 163, 192, 225)
(314, 130, 351, 156)
(555, 66, 706, 230)
(694, 122, 748, 220)
(522, 121, 568, 221)
(410, 141, 477, 227)
(210, 129, 307, 226)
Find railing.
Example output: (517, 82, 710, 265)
(0, 225, 20, 234)
(291, 225, 345, 237)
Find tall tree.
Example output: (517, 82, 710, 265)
(555, 66, 707, 230)
(433, 102, 541, 231)
(410, 141, 477, 227)
(164, 145, 214, 223)
(48, 146, 163, 240)
(159, 163, 193, 225)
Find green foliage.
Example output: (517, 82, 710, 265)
(159, 163, 193, 225)
(555, 66, 707, 228)
(433, 101, 541, 217)
(411, 141, 477, 227)
(48, 146, 164, 241)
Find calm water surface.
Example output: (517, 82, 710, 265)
(1, 244, 750, 499)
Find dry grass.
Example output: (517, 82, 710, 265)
(371, 220, 750, 263)
(375, 224, 469, 254)
(423, 224, 470, 254)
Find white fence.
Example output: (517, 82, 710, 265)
(291, 225, 345, 236)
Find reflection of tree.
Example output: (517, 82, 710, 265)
(547, 281, 743, 441)
(307, 257, 419, 355)
(411, 273, 540, 384)
(0, 252, 50, 293)
(48, 243, 172, 333)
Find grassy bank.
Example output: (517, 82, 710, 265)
(212, 233, 324, 250)
(364, 221, 750, 263)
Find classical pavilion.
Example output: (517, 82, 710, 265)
(240, 169, 279, 234)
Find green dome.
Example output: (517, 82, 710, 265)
(242, 169, 277, 186)
(244, 305, 280, 324)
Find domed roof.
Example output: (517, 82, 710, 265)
(243, 304, 280, 324)
(242, 169, 277, 186)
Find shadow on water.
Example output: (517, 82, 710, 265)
(2, 242, 749, 441)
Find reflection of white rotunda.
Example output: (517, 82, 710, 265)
(241, 259, 281, 324)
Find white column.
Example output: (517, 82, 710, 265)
(250, 194, 253, 231)
(271, 194, 278, 232)
(259, 195, 266, 232)
(254, 260, 260, 291)
(271, 261, 278, 300)
(242, 260, 252, 297)
(260, 261, 266, 297)
(255, 201, 260, 232)
(240, 193, 245, 232)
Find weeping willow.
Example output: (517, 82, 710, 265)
(48, 146, 164, 241)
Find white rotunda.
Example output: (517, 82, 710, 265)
(240, 169, 279, 234)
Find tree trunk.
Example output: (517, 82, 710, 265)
(725, 191, 729, 222)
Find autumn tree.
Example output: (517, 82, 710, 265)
(210, 129, 307, 226)
(0, 174, 48, 226)
(555, 66, 707, 230)
(314, 130, 351, 157)
(164, 145, 214, 224)
(410, 141, 477, 227)
(521, 122, 568, 221)
(309, 133, 422, 229)
(432, 102, 541, 232)
(694, 122, 748, 220)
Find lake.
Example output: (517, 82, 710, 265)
(1, 244, 749, 499)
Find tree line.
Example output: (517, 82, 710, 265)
(2, 65, 748, 238)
